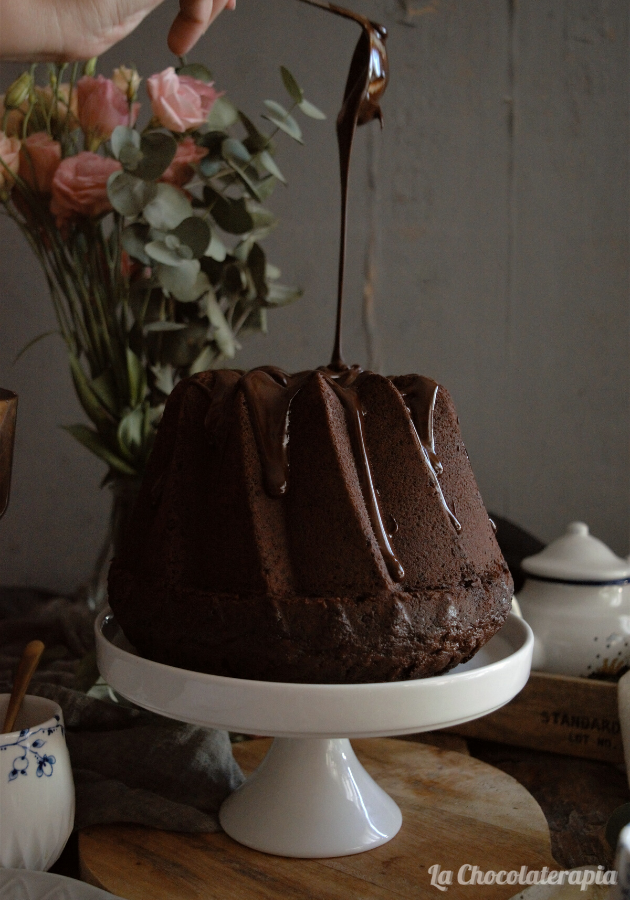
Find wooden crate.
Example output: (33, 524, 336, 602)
(445, 671, 625, 765)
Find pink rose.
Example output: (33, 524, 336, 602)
(50, 152, 121, 222)
(0, 131, 21, 189)
(77, 76, 139, 143)
(160, 136, 208, 187)
(147, 68, 220, 132)
(19, 132, 62, 193)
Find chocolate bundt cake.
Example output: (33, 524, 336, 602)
(108, 364, 513, 683)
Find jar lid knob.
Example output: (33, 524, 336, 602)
(567, 522, 589, 537)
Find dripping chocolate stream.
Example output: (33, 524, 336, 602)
(295, 0, 388, 370)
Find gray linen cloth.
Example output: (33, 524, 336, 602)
(0, 588, 244, 832)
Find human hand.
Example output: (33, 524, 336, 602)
(0, 0, 236, 62)
(168, 0, 237, 56)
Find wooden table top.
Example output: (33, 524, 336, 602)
(79, 736, 557, 900)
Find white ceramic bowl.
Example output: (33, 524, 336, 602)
(0, 695, 75, 871)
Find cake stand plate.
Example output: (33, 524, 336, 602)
(95, 611, 533, 858)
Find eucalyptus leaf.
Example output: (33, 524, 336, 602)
(239, 112, 269, 153)
(157, 260, 210, 301)
(262, 100, 303, 143)
(249, 204, 278, 231)
(280, 66, 304, 104)
(134, 132, 178, 181)
(176, 62, 212, 82)
(258, 150, 285, 184)
(143, 184, 193, 231)
(201, 291, 236, 357)
(221, 137, 251, 166)
(126, 347, 147, 407)
(232, 163, 262, 202)
(254, 174, 278, 201)
(204, 187, 254, 234)
(117, 408, 144, 461)
(173, 216, 211, 258)
(298, 98, 327, 120)
(159, 323, 207, 367)
(232, 238, 253, 263)
(204, 229, 227, 262)
(229, 162, 263, 203)
(265, 282, 303, 306)
(64, 425, 137, 476)
(189, 345, 217, 375)
(223, 262, 246, 294)
(266, 263, 281, 280)
(151, 364, 175, 395)
(248, 242, 267, 299)
(108, 171, 157, 217)
(121, 224, 151, 265)
(239, 111, 265, 139)
(146, 240, 188, 267)
(111, 126, 140, 161)
(199, 158, 227, 179)
(198, 131, 228, 155)
(205, 96, 239, 130)
(241, 305, 268, 335)
(90, 369, 118, 416)
(119, 143, 143, 171)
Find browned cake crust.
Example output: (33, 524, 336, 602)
(108, 368, 513, 683)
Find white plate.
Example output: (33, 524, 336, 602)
(0, 869, 123, 900)
(96, 610, 533, 738)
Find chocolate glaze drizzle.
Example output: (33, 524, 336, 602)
(190, 3, 460, 585)
(198, 365, 460, 583)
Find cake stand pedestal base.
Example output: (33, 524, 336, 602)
(219, 737, 402, 857)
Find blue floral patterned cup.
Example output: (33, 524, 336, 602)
(0, 694, 75, 870)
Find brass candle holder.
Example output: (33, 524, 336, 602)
(0, 389, 17, 519)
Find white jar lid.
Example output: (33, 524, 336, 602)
(521, 521, 630, 583)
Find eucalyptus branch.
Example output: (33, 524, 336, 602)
(1, 58, 318, 481)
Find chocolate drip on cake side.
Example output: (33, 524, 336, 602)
(393, 376, 462, 533)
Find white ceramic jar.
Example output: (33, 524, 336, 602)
(516, 522, 630, 677)
(0, 694, 75, 870)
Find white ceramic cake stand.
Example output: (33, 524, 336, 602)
(95, 609, 532, 859)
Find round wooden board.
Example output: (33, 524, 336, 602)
(79, 737, 557, 900)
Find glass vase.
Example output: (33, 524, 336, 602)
(81, 475, 142, 613)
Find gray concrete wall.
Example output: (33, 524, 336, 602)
(0, 0, 628, 593)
